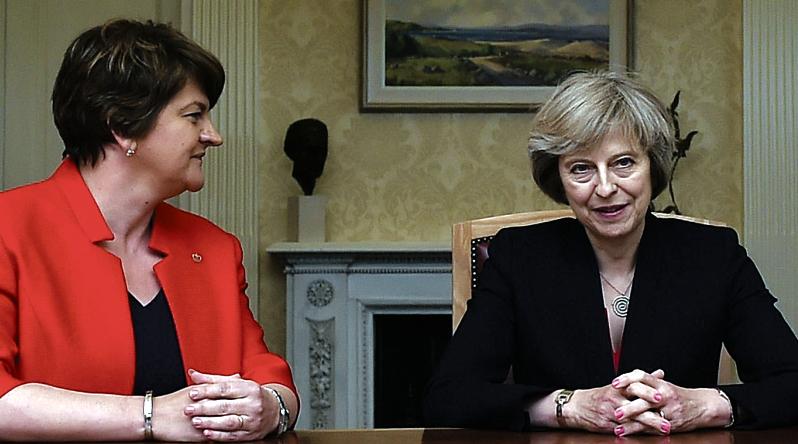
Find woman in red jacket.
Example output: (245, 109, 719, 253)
(0, 19, 298, 441)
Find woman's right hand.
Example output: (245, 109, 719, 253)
(560, 384, 627, 433)
(152, 387, 206, 442)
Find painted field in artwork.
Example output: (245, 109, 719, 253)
(384, 1, 610, 87)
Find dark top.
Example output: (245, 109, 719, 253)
(424, 213, 798, 431)
(129, 289, 187, 396)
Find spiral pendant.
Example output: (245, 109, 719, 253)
(611, 295, 629, 317)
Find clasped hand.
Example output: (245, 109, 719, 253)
(565, 369, 721, 436)
(155, 369, 280, 441)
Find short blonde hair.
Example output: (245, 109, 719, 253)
(528, 71, 674, 204)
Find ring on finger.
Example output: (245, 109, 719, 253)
(236, 414, 245, 430)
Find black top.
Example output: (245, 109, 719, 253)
(424, 213, 798, 431)
(129, 289, 187, 396)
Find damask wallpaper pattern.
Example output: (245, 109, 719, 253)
(258, 0, 742, 354)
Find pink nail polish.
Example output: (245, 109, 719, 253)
(615, 409, 624, 420)
(615, 425, 624, 436)
(189, 389, 199, 399)
(612, 378, 621, 387)
(661, 421, 671, 434)
(654, 393, 662, 402)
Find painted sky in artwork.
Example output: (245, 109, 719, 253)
(385, 0, 609, 28)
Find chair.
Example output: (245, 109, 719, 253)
(451, 210, 739, 384)
(451, 209, 575, 330)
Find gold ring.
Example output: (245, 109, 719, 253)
(237, 415, 245, 430)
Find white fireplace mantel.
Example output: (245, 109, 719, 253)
(267, 242, 452, 430)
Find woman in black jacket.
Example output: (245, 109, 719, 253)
(424, 71, 798, 436)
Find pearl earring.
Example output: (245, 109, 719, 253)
(125, 142, 137, 157)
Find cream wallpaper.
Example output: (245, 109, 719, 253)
(636, 1, 743, 231)
(258, 0, 742, 355)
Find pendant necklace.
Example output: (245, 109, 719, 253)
(600, 272, 634, 318)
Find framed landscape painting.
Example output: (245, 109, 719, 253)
(361, 0, 631, 112)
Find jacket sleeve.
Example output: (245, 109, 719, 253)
(717, 228, 798, 428)
(423, 229, 553, 431)
(229, 235, 299, 404)
(0, 234, 24, 397)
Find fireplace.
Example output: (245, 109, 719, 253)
(268, 242, 452, 429)
(373, 314, 451, 428)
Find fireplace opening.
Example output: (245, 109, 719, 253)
(373, 313, 451, 428)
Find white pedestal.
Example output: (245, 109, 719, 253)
(288, 196, 327, 242)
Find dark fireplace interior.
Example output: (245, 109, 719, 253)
(373, 314, 451, 428)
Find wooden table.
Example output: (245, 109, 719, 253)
(29, 427, 798, 443)
(251, 427, 797, 444)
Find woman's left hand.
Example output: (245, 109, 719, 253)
(613, 369, 732, 434)
(183, 369, 280, 441)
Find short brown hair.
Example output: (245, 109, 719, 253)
(52, 19, 225, 166)
(527, 71, 674, 204)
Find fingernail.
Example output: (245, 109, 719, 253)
(612, 377, 621, 387)
(189, 389, 199, 399)
(184, 405, 195, 415)
(188, 368, 196, 375)
(661, 421, 671, 434)
(615, 425, 624, 436)
(192, 417, 202, 426)
(654, 392, 662, 402)
(614, 409, 624, 420)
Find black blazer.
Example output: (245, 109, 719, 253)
(424, 213, 798, 431)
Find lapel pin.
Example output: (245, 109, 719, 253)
(192, 253, 202, 263)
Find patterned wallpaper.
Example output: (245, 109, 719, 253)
(635, 1, 743, 231)
(258, 0, 742, 354)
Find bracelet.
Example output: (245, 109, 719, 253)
(716, 388, 735, 428)
(263, 386, 290, 436)
(143, 390, 154, 440)
(554, 389, 574, 427)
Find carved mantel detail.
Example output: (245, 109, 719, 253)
(307, 279, 334, 307)
(308, 318, 334, 429)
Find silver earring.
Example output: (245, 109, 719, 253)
(125, 142, 137, 157)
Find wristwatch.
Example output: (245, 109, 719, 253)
(143, 390, 154, 440)
(263, 386, 291, 436)
(555, 389, 574, 427)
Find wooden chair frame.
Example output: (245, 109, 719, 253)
(452, 209, 575, 331)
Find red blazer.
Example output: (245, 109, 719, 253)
(0, 160, 297, 400)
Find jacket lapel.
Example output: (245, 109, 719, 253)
(52, 160, 114, 243)
(51, 160, 135, 391)
(559, 219, 617, 383)
(149, 204, 220, 379)
(618, 213, 668, 374)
